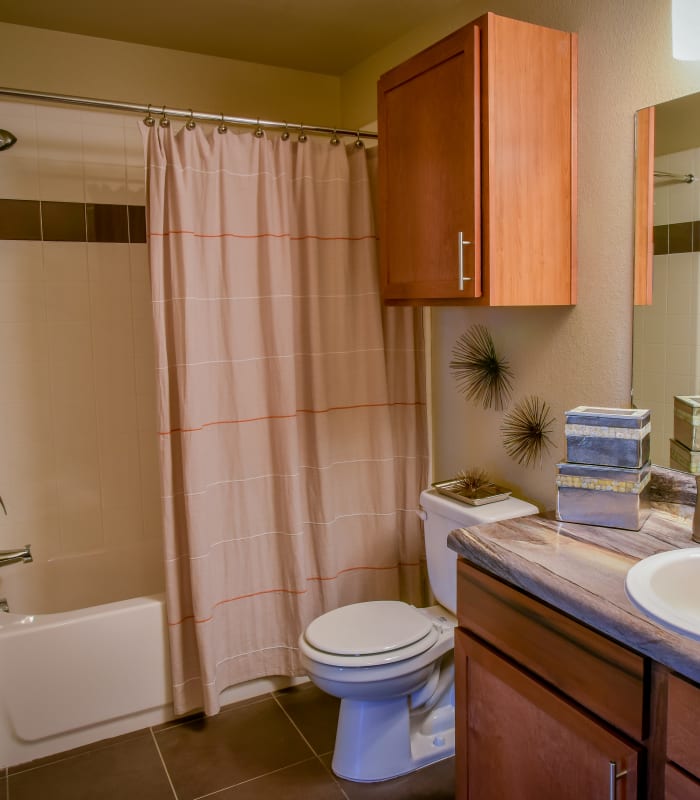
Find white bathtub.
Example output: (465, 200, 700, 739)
(0, 593, 174, 768)
(0, 551, 305, 768)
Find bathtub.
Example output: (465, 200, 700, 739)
(0, 593, 174, 768)
(0, 549, 305, 768)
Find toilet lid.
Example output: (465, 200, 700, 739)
(304, 601, 434, 656)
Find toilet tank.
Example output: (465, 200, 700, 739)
(419, 489, 538, 614)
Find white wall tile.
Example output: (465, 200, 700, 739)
(0, 281, 46, 324)
(0, 101, 163, 587)
(42, 242, 89, 282)
(0, 158, 41, 199)
(0, 240, 43, 282)
(38, 159, 85, 202)
(84, 162, 128, 204)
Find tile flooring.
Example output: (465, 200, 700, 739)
(2, 683, 455, 799)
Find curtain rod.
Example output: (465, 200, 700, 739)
(654, 170, 695, 184)
(0, 86, 378, 141)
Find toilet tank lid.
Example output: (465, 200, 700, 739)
(419, 488, 538, 525)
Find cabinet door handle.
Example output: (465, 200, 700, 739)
(608, 761, 628, 799)
(458, 231, 472, 291)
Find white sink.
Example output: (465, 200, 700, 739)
(625, 548, 700, 641)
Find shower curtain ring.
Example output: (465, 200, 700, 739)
(330, 129, 340, 146)
(185, 110, 196, 130)
(144, 104, 155, 127)
(218, 114, 228, 134)
(254, 119, 264, 138)
(298, 124, 307, 143)
(281, 122, 290, 141)
(159, 106, 170, 128)
(354, 130, 364, 149)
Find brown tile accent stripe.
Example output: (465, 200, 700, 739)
(87, 203, 129, 243)
(0, 199, 41, 240)
(654, 220, 700, 255)
(0, 198, 146, 243)
(42, 201, 86, 242)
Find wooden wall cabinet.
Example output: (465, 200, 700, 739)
(634, 106, 655, 306)
(377, 13, 577, 306)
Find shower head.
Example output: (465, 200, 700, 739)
(0, 129, 17, 151)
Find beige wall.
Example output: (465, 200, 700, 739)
(0, 22, 340, 124)
(340, 0, 700, 509)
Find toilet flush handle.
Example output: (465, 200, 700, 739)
(416, 509, 427, 521)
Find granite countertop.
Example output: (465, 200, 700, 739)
(447, 508, 700, 683)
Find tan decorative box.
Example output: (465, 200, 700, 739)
(673, 396, 700, 452)
(670, 438, 700, 474)
(564, 406, 651, 469)
(556, 461, 651, 531)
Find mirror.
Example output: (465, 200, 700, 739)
(633, 91, 700, 473)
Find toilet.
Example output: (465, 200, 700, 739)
(298, 487, 538, 782)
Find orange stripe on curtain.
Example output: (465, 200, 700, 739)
(158, 400, 427, 436)
(145, 124, 429, 716)
(150, 230, 378, 241)
(168, 559, 422, 626)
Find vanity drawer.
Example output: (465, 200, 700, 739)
(667, 673, 700, 778)
(457, 558, 645, 740)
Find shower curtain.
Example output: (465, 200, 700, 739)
(144, 123, 429, 716)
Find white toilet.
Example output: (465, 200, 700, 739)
(299, 487, 538, 782)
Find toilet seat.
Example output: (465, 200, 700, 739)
(301, 601, 439, 668)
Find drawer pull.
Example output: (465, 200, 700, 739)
(608, 761, 628, 799)
(458, 230, 472, 290)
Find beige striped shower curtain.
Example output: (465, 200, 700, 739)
(144, 124, 429, 716)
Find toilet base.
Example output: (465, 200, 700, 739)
(331, 658, 455, 782)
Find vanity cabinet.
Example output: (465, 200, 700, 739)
(455, 559, 644, 798)
(456, 631, 640, 799)
(377, 13, 577, 306)
(666, 673, 700, 798)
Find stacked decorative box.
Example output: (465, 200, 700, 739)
(670, 396, 700, 474)
(556, 406, 651, 531)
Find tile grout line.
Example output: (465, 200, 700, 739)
(191, 757, 319, 800)
(271, 693, 350, 800)
(149, 727, 179, 800)
(271, 692, 322, 757)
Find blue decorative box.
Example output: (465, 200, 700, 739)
(564, 406, 651, 469)
(556, 461, 651, 531)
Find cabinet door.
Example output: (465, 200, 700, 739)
(455, 630, 639, 800)
(667, 673, 700, 778)
(378, 24, 481, 302)
(666, 764, 700, 800)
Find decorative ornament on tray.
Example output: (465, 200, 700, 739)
(433, 468, 512, 506)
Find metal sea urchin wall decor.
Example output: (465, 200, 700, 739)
(501, 395, 556, 467)
(449, 324, 514, 411)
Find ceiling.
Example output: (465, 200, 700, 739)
(0, 0, 462, 75)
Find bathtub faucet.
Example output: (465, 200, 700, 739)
(0, 544, 32, 567)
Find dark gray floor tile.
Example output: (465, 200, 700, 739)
(215, 757, 347, 799)
(324, 754, 455, 800)
(275, 683, 340, 754)
(8, 727, 153, 774)
(155, 696, 314, 799)
(7, 733, 173, 800)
